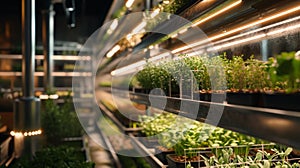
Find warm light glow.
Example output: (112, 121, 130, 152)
(207, 34, 266, 51)
(10, 130, 42, 137)
(132, 21, 147, 34)
(126, 0, 135, 8)
(148, 45, 154, 49)
(209, 15, 300, 47)
(39, 94, 49, 99)
(110, 52, 171, 76)
(163, 0, 169, 4)
(170, 33, 178, 38)
(148, 52, 170, 62)
(172, 5, 300, 54)
(267, 23, 300, 36)
(106, 45, 121, 58)
(210, 5, 300, 42)
(179, 28, 188, 34)
(151, 8, 160, 18)
(49, 94, 59, 99)
(126, 34, 132, 40)
(192, 0, 242, 27)
(111, 60, 146, 76)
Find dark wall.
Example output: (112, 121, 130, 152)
(0, 0, 113, 53)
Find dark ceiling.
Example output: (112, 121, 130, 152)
(0, 0, 113, 20)
(0, 0, 113, 48)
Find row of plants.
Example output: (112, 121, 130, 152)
(137, 113, 274, 167)
(186, 146, 300, 168)
(134, 51, 300, 111)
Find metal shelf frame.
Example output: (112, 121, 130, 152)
(128, 133, 168, 168)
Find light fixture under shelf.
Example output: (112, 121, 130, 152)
(172, 3, 300, 54)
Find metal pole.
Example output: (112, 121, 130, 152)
(261, 39, 268, 61)
(42, 4, 55, 92)
(22, 0, 35, 97)
(14, 0, 41, 159)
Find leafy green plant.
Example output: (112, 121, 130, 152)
(136, 62, 172, 92)
(11, 145, 94, 168)
(224, 55, 269, 92)
(41, 95, 83, 145)
(266, 51, 300, 93)
(138, 113, 177, 137)
(199, 145, 299, 168)
(162, 0, 191, 14)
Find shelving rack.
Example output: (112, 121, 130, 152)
(93, 0, 300, 167)
(0, 54, 91, 91)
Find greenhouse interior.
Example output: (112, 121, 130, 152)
(1, 0, 300, 167)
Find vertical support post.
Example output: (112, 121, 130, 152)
(145, 0, 152, 10)
(22, 0, 35, 97)
(261, 39, 268, 61)
(42, 3, 55, 92)
(14, 0, 41, 159)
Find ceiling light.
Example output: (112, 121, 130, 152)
(106, 45, 121, 58)
(151, 8, 160, 18)
(126, 0, 135, 8)
(172, 4, 300, 54)
(132, 21, 147, 34)
(192, 0, 242, 27)
(109, 19, 118, 31)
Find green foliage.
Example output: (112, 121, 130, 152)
(136, 51, 300, 94)
(200, 146, 299, 168)
(11, 146, 94, 168)
(41, 96, 83, 145)
(162, 0, 191, 14)
(136, 62, 173, 92)
(139, 113, 267, 158)
(225, 55, 269, 92)
(138, 113, 177, 137)
(266, 51, 300, 92)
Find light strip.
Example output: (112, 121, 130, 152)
(132, 21, 147, 34)
(210, 15, 300, 47)
(126, 0, 135, 8)
(106, 45, 121, 58)
(267, 23, 300, 36)
(170, 0, 241, 40)
(172, 4, 300, 54)
(148, 52, 170, 62)
(39, 94, 59, 100)
(0, 72, 92, 77)
(110, 19, 118, 31)
(210, 5, 300, 41)
(111, 52, 171, 76)
(206, 22, 300, 52)
(192, 0, 242, 27)
(111, 60, 146, 76)
(150, 8, 160, 18)
(10, 130, 42, 137)
(207, 34, 266, 51)
(0, 55, 91, 60)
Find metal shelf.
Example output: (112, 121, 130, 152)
(97, 97, 166, 167)
(99, 102, 143, 133)
(128, 133, 168, 168)
(110, 91, 300, 150)
(0, 54, 91, 60)
(0, 71, 92, 77)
